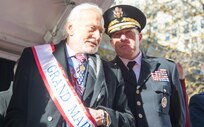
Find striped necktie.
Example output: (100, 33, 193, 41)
(74, 54, 87, 96)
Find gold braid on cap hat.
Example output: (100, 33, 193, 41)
(107, 7, 141, 34)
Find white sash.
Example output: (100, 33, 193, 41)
(32, 44, 96, 127)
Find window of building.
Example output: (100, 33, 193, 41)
(184, 39, 190, 48)
(192, 37, 197, 43)
(201, 20, 204, 29)
(165, 33, 170, 41)
(192, 21, 197, 31)
(183, 24, 189, 33)
(172, 29, 177, 37)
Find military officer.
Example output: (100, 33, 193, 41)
(103, 5, 185, 127)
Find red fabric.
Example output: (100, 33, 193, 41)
(180, 79, 191, 127)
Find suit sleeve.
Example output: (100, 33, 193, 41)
(97, 64, 135, 127)
(169, 63, 186, 127)
(189, 93, 204, 127)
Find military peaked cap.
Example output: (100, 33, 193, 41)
(103, 5, 146, 36)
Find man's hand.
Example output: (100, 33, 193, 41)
(87, 108, 105, 126)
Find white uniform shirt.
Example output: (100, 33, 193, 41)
(120, 51, 142, 83)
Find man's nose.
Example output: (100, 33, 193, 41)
(93, 30, 102, 41)
(120, 34, 127, 41)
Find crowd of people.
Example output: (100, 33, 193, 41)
(0, 2, 203, 127)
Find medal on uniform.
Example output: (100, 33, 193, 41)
(136, 89, 140, 94)
(161, 96, 167, 108)
(151, 69, 169, 82)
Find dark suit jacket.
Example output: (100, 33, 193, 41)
(189, 92, 204, 127)
(4, 40, 134, 127)
(112, 54, 185, 127)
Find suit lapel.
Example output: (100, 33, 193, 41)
(53, 40, 72, 81)
(82, 57, 95, 101)
(82, 54, 106, 107)
(138, 57, 160, 87)
(114, 57, 136, 85)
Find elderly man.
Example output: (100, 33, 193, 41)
(4, 3, 134, 127)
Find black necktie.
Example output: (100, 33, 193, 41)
(127, 61, 137, 84)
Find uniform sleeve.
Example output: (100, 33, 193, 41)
(169, 63, 186, 127)
(96, 64, 135, 127)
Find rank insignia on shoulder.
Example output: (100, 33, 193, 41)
(151, 69, 169, 82)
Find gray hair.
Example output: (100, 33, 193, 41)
(60, 3, 104, 39)
(67, 3, 103, 22)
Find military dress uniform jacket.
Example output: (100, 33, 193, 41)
(112, 54, 185, 127)
(189, 92, 204, 127)
(4, 40, 135, 127)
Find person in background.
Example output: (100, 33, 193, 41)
(176, 62, 191, 127)
(189, 92, 204, 127)
(0, 82, 13, 126)
(0, 59, 18, 126)
(103, 4, 185, 127)
(5, 3, 134, 127)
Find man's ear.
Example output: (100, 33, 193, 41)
(139, 33, 142, 41)
(65, 22, 74, 36)
(110, 38, 115, 48)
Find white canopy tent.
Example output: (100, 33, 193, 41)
(0, 0, 114, 61)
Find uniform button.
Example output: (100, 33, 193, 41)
(47, 116, 53, 122)
(136, 90, 140, 94)
(164, 89, 166, 93)
(138, 113, 143, 118)
(136, 101, 141, 106)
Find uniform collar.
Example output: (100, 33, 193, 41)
(120, 51, 142, 66)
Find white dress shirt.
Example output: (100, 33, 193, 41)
(120, 51, 142, 83)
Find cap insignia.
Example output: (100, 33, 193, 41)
(113, 7, 123, 19)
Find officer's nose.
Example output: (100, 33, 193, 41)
(120, 34, 127, 41)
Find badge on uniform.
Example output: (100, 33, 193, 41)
(161, 96, 167, 108)
(151, 69, 169, 82)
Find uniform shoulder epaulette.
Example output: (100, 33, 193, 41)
(166, 58, 175, 63)
(146, 55, 157, 59)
